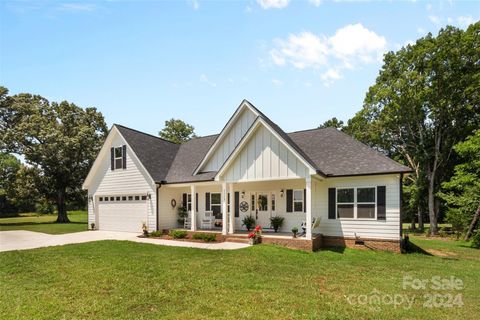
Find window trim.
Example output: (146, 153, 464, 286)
(210, 192, 222, 219)
(271, 193, 276, 212)
(336, 186, 377, 220)
(292, 189, 304, 213)
(114, 146, 123, 170)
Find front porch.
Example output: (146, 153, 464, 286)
(159, 177, 319, 241)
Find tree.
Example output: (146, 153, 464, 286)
(345, 23, 480, 235)
(159, 118, 196, 144)
(0, 152, 21, 214)
(440, 131, 480, 240)
(319, 117, 344, 129)
(0, 87, 107, 222)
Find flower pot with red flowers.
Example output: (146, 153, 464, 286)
(248, 225, 262, 245)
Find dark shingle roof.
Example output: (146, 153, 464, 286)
(288, 127, 411, 176)
(115, 125, 179, 182)
(164, 134, 218, 183)
(114, 105, 410, 184)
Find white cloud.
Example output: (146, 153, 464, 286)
(308, 0, 322, 7)
(428, 15, 441, 25)
(257, 0, 290, 9)
(269, 23, 387, 86)
(200, 74, 216, 87)
(320, 68, 342, 87)
(457, 15, 475, 28)
(270, 32, 329, 69)
(272, 78, 284, 86)
(188, 0, 200, 10)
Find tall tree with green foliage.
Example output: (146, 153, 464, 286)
(319, 117, 344, 129)
(0, 87, 107, 222)
(345, 23, 480, 234)
(0, 152, 21, 214)
(159, 118, 196, 144)
(440, 131, 480, 240)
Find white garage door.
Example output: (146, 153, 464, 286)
(98, 195, 148, 233)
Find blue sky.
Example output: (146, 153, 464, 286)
(1, 0, 479, 137)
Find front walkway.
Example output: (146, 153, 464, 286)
(0, 230, 249, 252)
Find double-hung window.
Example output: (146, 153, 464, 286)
(293, 190, 304, 212)
(337, 187, 376, 219)
(187, 194, 192, 212)
(211, 193, 221, 219)
(114, 147, 123, 169)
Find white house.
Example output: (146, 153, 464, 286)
(82, 100, 411, 252)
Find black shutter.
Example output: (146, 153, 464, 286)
(182, 193, 187, 210)
(122, 145, 127, 169)
(205, 192, 210, 211)
(328, 188, 336, 219)
(286, 189, 293, 212)
(110, 147, 114, 170)
(228, 193, 230, 213)
(196, 193, 198, 212)
(234, 192, 240, 218)
(304, 189, 306, 213)
(377, 186, 386, 220)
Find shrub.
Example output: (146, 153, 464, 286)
(471, 231, 480, 249)
(169, 230, 187, 239)
(192, 233, 217, 242)
(242, 215, 255, 231)
(270, 216, 285, 232)
(149, 230, 163, 237)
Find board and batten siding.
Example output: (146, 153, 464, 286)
(223, 125, 309, 183)
(204, 108, 256, 172)
(312, 174, 401, 240)
(87, 131, 157, 231)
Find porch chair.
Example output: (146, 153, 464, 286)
(184, 212, 191, 229)
(299, 217, 321, 237)
(201, 211, 215, 230)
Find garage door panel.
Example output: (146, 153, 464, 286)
(98, 202, 147, 233)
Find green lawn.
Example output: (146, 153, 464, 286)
(0, 236, 478, 319)
(0, 211, 87, 234)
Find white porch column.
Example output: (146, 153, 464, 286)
(190, 185, 197, 231)
(228, 183, 234, 234)
(306, 176, 312, 240)
(222, 182, 228, 235)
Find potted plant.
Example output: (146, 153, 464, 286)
(177, 206, 188, 226)
(242, 215, 256, 231)
(142, 222, 148, 236)
(248, 225, 262, 245)
(292, 227, 298, 238)
(90, 222, 95, 231)
(270, 216, 285, 233)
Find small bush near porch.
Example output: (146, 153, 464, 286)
(1, 236, 479, 319)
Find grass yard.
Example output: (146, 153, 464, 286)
(0, 236, 478, 319)
(0, 211, 87, 234)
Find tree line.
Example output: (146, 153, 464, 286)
(1, 23, 479, 239)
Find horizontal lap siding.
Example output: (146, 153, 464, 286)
(312, 174, 401, 240)
(88, 132, 157, 231)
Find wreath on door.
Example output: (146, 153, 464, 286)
(239, 201, 249, 212)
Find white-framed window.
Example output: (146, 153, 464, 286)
(337, 187, 376, 219)
(114, 146, 123, 169)
(293, 189, 304, 212)
(271, 193, 276, 212)
(211, 193, 221, 219)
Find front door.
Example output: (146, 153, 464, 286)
(250, 192, 271, 228)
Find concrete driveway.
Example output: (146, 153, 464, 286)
(0, 230, 249, 252)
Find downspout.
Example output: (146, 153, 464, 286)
(156, 183, 162, 231)
(399, 173, 404, 238)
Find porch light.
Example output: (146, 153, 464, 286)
(146, 193, 151, 200)
(88, 195, 93, 202)
(241, 191, 245, 198)
(280, 189, 284, 198)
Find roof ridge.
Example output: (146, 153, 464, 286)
(114, 123, 178, 145)
(288, 127, 333, 134)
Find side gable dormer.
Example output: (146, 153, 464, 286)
(194, 100, 259, 174)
